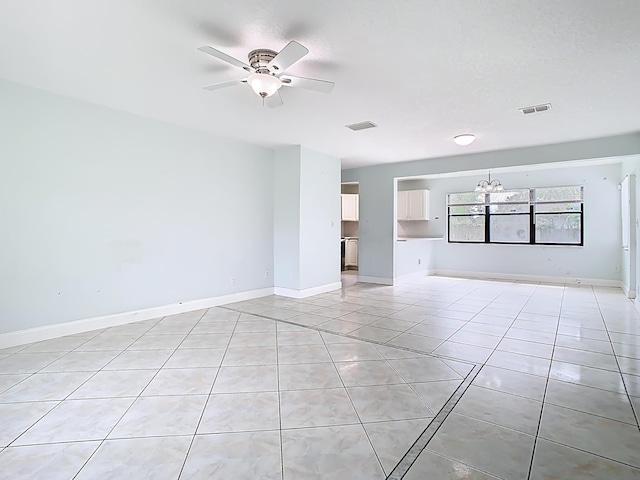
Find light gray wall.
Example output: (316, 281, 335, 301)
(343, 136, 640, 282)
(274, 146, 302, 289)
(0, 79, 275, 334)
(621, 157, 640, 296)
(299, 147, 341, 289)
(396, 240, 438, 276)
(351, 169, 395, 281)
(425, 163, 622, 280)
(274, 146, 341, 291)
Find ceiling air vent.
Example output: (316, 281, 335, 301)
(346, 121, 377, 131)
(519, 103, 552, 115)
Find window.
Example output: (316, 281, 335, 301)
(447, 185, 583, 246)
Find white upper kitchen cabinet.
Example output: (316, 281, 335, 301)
(397, 189, 430, 221)
(341, 194, 359, 221)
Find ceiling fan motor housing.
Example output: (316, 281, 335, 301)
(248, 49, 278, 74)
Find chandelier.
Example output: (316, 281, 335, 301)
(474, 172, 504, 193)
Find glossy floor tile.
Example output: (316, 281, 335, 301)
(425, 412, 536, 480)
(404, 450, 500, 479)
(281, 425, 385, 479)
(2, 276, 640, 479)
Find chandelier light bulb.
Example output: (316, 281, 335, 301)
(475, 171, 504, 193)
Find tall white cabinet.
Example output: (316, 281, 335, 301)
(397, 189, 430, 221)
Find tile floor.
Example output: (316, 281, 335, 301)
(0, 275, 639, 479)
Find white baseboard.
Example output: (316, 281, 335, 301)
(394, 270, 437, 283)
(0, 287, 273, 350)
(357, 275, 394, 285)
(622, 284, 637, 299)
(274, 282, 342, 299)
(433, 269, 622, 288)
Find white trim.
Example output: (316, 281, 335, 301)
(357, 275, 394, 285)
(433, 269, 622, 288)
(274, 282, 342, 299)
(396, 155, 633, 181)
(0, 288, 273, 350)
(622, 284, 637, 299)
(394, 270, 437, 283)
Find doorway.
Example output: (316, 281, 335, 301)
(341, 182, 359, 273)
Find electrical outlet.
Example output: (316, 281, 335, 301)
(417, 258, 421, 265)
(231, 277, 236, 284)
(265, 270, 269, 278)
(615, 266, 620, 272)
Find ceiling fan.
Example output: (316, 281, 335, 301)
(198, 40, 335, 107)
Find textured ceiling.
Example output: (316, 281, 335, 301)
(1, 1, 639, 169)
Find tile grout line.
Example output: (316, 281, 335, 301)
(386, 279, 543, 479)
(383, 272, 541, 480)
(385, 362, 483, 480)
(219, 306, 477, 369)
(71, 310, 210, 479)
(221, 281, 534, 479)
(592, 291, 640, 431)
(228, 286, 484, 478)
(524, 283, 565, 480)
(522, 435, 640, 471)
(317, 329, 388, 477)
(276, 323, 285, 480)
(4, 279, 638, 479)
(14, 327, 162, 478)
(175, 310, 242, 479)
(0, 322, 166, 451)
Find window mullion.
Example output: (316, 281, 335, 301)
(530, 204, 535, 244)
(485, 204, 491, 243)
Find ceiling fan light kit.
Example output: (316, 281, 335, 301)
(247, 73, 282, 98)
(198, 41, 334, 107)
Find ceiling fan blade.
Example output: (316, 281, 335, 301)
(266, 91, 284, 108)
(268, 41, 309, 72)
(280, 75, 334, 93)
(198, 46, 252, 72)
(202, 79, 246, 91)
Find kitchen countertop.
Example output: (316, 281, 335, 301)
(396, 237, 444, 241)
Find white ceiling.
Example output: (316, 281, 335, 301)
(1, 1, 639, 169)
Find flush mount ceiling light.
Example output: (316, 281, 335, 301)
(453, 134, 476, 146)
(475, 171, 504, 193)
(246, 73, 282, 98)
